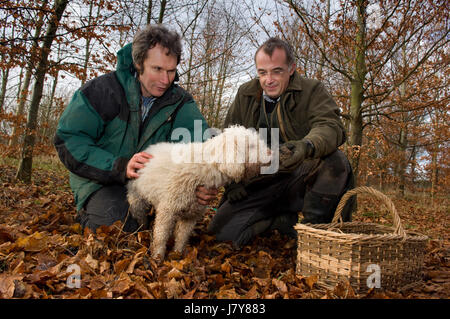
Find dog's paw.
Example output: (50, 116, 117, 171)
(167, 250, 183, 260)
(152, 254, 164, 265)
(151, 248, 165, 264)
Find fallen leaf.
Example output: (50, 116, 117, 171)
(69, 223, 82, 234)
(0, 227, 15, 243)
(221, 259, 232, 274)
(216, 286, 240, 299)
(304, 275, 318, 290)
(110, 276, 133, 294)
(99, 260, 110, 274)
(148, 282, 162, 298)
(84, 254, 98, 271)
(12, 280, 30, 298)
(0, 274, 23, 298)
(15, 232, 47, 252)
(134, 280, 154, 299)
(167, 267, 183, 280)
(126, 251, 144, 274)
(272, 278, 288, 294)
(182, 287, 197, 299)
(88, 276, 106, 290)
(244, 284, 259, 299)
(114, 257, 131, 274)
(333, 280, 357, 298)
(164, 278, 183, 299)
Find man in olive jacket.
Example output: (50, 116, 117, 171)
(54, 25, 215, 232)
(208, 38, 354, 248)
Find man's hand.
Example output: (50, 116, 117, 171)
(279, 140, 313, 170)
(126, 152, 153, 179)
(226, 182, 248, 204)
(195, 185, 218, 206)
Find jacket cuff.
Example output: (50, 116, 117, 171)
(112, 157, 130, 184)
(303, 139, 315, 158)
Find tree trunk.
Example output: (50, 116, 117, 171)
(158, 0, 167, 23)
(16, 0, 69, 183)
(430, 142, 440, 203)
(398, 127, 407, 196)
(81, 1, 95, 86)
(9, 0, 48, 147)
(147, 0, 153, 25)
(41, 71, 59, 143)
(349, 0, 367, 179)
(0, 68, 8, 114)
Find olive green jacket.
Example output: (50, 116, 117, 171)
(224, 71, 346, 158)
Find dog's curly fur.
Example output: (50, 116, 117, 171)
(126, 125, 271, 260)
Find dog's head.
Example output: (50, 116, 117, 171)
(204, 125, 272, 182)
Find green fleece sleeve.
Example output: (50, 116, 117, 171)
(54, 90, 128, 185)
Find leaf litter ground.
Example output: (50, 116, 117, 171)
(0, 163, 448, 299)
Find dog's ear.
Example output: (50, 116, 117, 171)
(217, 131, 247, 180)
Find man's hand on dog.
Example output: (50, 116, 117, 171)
(127, 152, 153, 179)
(196, 185, 218, 206)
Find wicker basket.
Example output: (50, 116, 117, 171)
(294, 186, 428, 293)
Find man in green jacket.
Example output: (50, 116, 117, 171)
(54, 25, 216, 232)
(208, 38, 354, 248)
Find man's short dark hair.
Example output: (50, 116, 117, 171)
(132, 24, 182, 74)
(255, 37, 295, 66)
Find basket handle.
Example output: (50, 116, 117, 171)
(331, 186, 406, 236)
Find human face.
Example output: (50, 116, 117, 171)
(138, 44, 178, 97)
(255, 47, 295, 99)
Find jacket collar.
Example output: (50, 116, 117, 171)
(242, 70, 304, 97)
(116, 43, 134, 73)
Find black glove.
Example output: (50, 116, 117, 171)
(226, 182, 248, 204)
(279, 139, 314, 170)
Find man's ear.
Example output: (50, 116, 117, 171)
(174, 70, 180, 82)
(289, 63, 296, 76)
(133, 63, 142, 76)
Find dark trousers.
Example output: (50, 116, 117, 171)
(75, 184, 140, 233)
(208, 150, 354, 248)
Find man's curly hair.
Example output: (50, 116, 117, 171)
(132, 24, 182, 74)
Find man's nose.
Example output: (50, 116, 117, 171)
(265, 73, 275, 83)
(161, 72, 170, 85)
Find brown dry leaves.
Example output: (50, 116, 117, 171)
(0, 163, 448, 299)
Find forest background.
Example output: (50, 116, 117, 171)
(0, 0, 448, 299)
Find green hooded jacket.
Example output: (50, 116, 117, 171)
(54, 43, 208, 210)
(224, 71, 346, 158)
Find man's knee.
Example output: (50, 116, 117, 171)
(311, 150, 353, 196)
(78, 185, 139, 233)
(301, 150, 354, 224)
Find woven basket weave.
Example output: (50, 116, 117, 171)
(294, 186, 428, 293)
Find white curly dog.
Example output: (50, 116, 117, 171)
(126, 125, 272, 260)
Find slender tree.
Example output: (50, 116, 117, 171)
(16, 0, 70, 183)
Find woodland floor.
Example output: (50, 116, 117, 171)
(0, 157, 448, 299)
